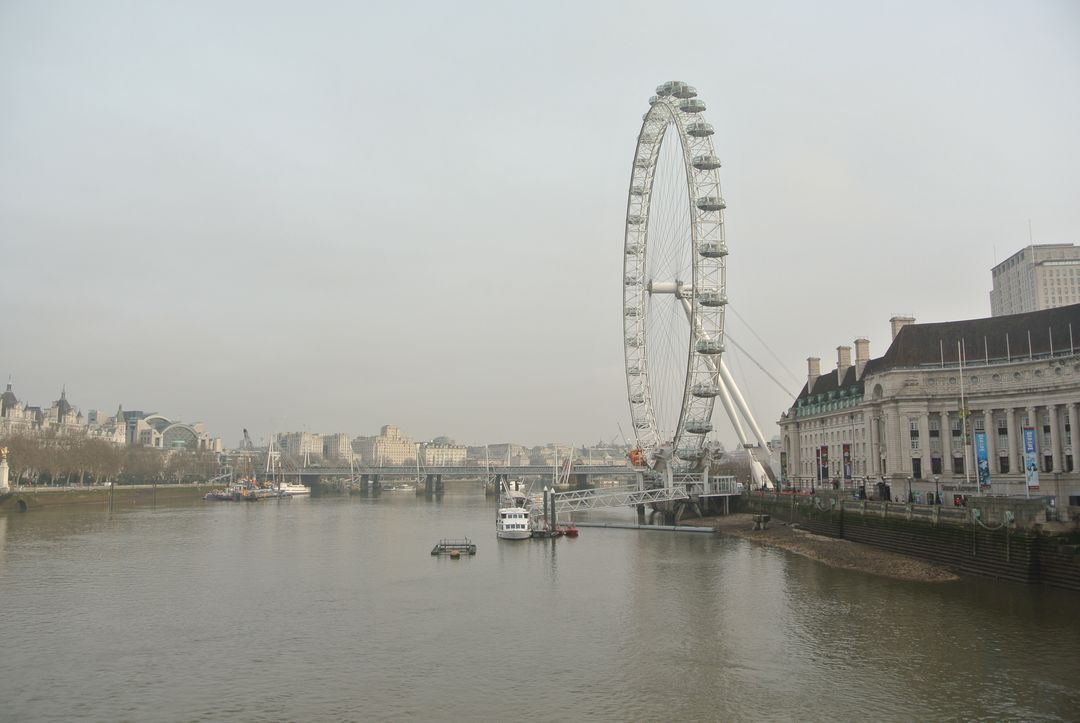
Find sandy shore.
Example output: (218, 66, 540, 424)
(690, 513, 959, 583)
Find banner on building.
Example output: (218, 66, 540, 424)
(1023, 427, 1040, 491)
(780, 451, 788, 481)
(842, 443, 852, 480)
(974, 430, 991, 490)
(815, 447, 821, 482)
(819, 445, 829, 482)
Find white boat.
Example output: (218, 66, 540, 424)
(278, 481, 309, 496)
(496, 479, 532, 540)
(265, 436, 310, 496)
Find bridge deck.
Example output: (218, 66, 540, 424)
(281, 465, 641, 478)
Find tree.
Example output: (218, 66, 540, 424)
(121, 447, 165, 485)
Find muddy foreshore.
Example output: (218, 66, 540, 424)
(689, 512, 959, 583)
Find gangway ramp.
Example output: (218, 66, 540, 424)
(550, 475, 739, 513)
(552, 485, 688, 513)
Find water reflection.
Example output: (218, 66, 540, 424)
(0, 494, 1077, 722)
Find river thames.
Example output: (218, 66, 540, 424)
(0, 488, 1077, 722)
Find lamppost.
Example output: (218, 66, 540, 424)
(933, 475, 940, 505)
(906, 475, 913, 504)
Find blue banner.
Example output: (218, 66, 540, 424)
(974, 431, 991, 490)
(1023, 427, 1040, 491)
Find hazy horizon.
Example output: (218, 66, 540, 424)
(3, 1, 1078, 449)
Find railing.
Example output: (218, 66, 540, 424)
(552, 485, 689, 512)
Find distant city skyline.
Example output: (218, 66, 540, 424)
(2, 1, 1078, 449)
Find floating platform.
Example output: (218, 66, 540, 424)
(574, 522, 715, 533)
(431, 538, 477, 556)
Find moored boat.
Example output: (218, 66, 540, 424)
(278, 481, 309, 496)
(496, 478, 532, 540)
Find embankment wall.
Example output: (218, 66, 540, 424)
(0, 484, 216, 513)
(746, 496, 1080, 592)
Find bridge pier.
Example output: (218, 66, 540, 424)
(435, 474, 444, 496)
(371, 474, 381, 496)
(637, 504, 646, 525)
(572, 473, 588, 490)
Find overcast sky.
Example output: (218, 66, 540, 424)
(2, 1, 1078, 449)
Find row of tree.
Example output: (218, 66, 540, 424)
(1, 433, 220, 486)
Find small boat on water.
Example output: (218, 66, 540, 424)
(496, 479, 532, 540)
(204, 479, 289, 502)
(278, 481, 309, 496)
(497, 506, 531, 540)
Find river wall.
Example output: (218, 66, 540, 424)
(746, 495, 1080, 592)
(0, 484, 217, 513)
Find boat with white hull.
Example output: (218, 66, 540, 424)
(278, 481, 309, 496)
(496, 478, 532, 540)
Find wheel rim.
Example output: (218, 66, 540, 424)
(623, 81, 728, 470)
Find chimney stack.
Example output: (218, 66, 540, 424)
(854, 338, 870, 376)
(836, 345, 852, 372)
(807, 357, 821, 392)
(890, 315, 915, 341)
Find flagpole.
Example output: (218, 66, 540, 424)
(958, 340, 972, 493)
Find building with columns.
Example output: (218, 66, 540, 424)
(779, 304, 1080, 508)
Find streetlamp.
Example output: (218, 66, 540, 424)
(906, 475, 913, 504)
(933, 475, 940, 505)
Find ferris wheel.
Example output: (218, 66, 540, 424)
(623, 81, 769, 475)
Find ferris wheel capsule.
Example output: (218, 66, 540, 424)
(696, 196, 726, 212)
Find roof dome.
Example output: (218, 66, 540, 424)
(54, 388, 72, 419)
(1, 382, 17, 415)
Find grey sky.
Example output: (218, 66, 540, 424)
(2, 1, 1078, 449)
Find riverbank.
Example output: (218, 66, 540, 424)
(689, 513, 960, 583)
(0, 484, 218, 513)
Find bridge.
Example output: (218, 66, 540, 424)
(266, 462, 740, 521)
(279, 464, 639, 480)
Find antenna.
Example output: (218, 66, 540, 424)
(1028, 219, 1033, 245)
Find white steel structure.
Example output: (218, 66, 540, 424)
(622, 81, 772, 486)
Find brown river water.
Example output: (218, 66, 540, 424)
(0, 489, 1077, 721)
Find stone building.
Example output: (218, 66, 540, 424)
(779, 304, 1080, 508)
(0, 383, 219, 450)
(0, 382, 36, 435)
(321, 433, 353, 463)
(134, 413, 222, 452)
(279, 432, 323, 462)
(352, 425, 416, 466)
(990, 243, 1080, 316)
(420, 442, 467, 466)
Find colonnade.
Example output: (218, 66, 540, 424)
(866, 401, 1079, 478)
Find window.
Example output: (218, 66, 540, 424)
(952, 456, 965, 474)
(931, 457, 942, 474)
(999, 457, 1010, 474)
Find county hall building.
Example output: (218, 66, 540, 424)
(778, 303, 1080, 510)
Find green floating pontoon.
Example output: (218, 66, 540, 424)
(431, 538, 477, 556)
